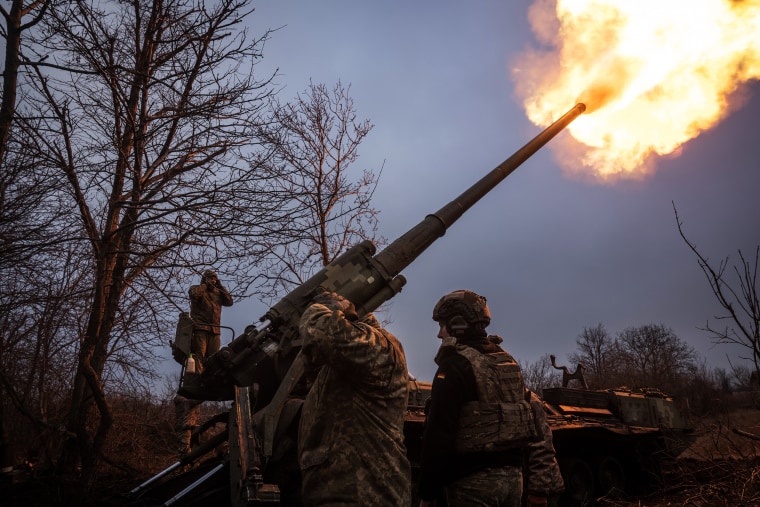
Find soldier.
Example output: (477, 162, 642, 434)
(298, 290, 411, 506)
(173, 394, 201, 458)
(188, 269, 234, 365)
(175, 269, 233, 457)
(525, 390, 565, 506)
(418, 290, 563, 507)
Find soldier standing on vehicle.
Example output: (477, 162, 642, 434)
(418, 290, 564, 507)
(298, 290, 411, 506)
(174, 268, 234, 457)
(188, 269, 234, 366)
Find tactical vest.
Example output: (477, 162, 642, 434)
(453, 343, 538, 453)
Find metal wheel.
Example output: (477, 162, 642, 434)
(562, 458, 595, 506)
(597, 456, 626, 498)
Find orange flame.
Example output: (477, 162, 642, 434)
(512, 0, 760, 181)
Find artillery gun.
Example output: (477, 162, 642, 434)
(125, 104, 586, 506)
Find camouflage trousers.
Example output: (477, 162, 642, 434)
(445, 466, 523, 507)
(191, 329, 220, 367)
(173, 394, 202, 455)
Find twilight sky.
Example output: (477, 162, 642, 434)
(203, 1, 760, 385)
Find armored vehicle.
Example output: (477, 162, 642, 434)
(408, 379, 694, 506)
(539, 358, 694, 506)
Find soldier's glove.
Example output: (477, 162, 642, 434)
(312, 289, 359, 321)
(526, 494, 548, 507)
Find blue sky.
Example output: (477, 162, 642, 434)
(208, 1, 760, 384)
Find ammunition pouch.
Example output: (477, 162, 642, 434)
(455, 399, 537, 453)
(453, 345, 538, 453)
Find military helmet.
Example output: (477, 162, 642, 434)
(432, 290, 491, 337)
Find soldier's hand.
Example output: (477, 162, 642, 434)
(526, 494, 548, 507)
(312, 289, 358, 321)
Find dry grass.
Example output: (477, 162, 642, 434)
(2, 395, 229, 507)
(592, 408, 760, 507)
(5, 406, 760, 506)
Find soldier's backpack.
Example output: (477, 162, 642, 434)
(170, 312, 193, 365)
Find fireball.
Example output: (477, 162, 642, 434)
(512, 0, 760, 180)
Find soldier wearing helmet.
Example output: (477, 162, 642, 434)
(175, 269, 234, 457)
(431, 289, 492, 339)
(297, 290, 411, 505)
(188, 269, 234, 364)
(418, 290, 563, 507)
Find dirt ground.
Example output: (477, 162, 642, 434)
(599, 408, 760, 507)
(678, 408, 760, 461)
(3, 409, 760, 506)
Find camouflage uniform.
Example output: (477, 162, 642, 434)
(173, 394, 201, 455)
(445, 466, 523, 506)
(175, 270, 232, 457)
(188, 270, 233, 364)
(298, 294, 411, 506)
(525, 392, 565, 502)
(419, 335, 563, 506)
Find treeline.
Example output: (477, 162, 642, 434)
(521, 323, 758, 416)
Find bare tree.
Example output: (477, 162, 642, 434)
(0, 243, 86, 470)
(0, 0, 49, 166)
(675, 205, 760, 384)
(8, 0, 291, 494)
(569, 323, 614, 387)
(253, 80, 384, 299)
(615, 324, 699, 393)
(520, 354, 561, 395)
(0, 0, 77, 468)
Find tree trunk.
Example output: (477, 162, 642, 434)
(59, 258, 119, 498)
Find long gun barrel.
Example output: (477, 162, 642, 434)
(375, 102, 586, 275)
(181, 103, 586, 403)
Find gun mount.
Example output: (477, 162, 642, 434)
(129, 104, 586, 506)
